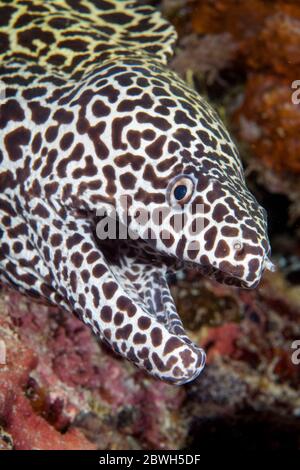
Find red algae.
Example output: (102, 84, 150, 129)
(177, 0, 300, 175)
(0, 289, 186, 450)
(232, 74, 300, 173)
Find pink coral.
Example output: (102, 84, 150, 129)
(0, 289, 186, 450)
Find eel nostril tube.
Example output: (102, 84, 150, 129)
(264, 257, 276, 273)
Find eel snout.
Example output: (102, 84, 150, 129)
(264, 257, 276, 273)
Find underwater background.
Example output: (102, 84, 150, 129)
(0, 0, 300, 450)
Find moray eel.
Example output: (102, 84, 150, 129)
(0, 0, 275, 384)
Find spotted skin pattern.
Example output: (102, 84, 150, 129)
(0, 0, 274, 384)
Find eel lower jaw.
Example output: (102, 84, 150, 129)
(99, 237, 191, 335)
(185, 255, 275, 289)
(94, 237, 206, 383)
(183, 261, 254, 289)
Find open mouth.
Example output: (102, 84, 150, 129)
(96, 235, 188, 336)
(88, 224, 205, 383)
(78, 211, 270, 383)
(93, 223, 252, 338)
(194, 263, 255, 289)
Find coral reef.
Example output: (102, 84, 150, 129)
(178, 270, 300, 450)
(163, 0, 300, 183)
(232, 74, 300, 174)
(1, 266, 299, 449)
(0, 289, 186, 450)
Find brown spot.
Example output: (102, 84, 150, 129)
(150, 327, 163, 347)
(115, 324, 133, 340)
(163, 337, 183, 355)
(136, 112, 171, 131)
(133, 333, 147, 344)
(120, 172, 136, 189)
(204, 226, 218, 251)
(101, 306, 112, 322)
(28, 102, 50, 124)
(60, 132, 74, 150)
(127, 130, 141, 149)
(50, 233, 62, 247)
(212, 203, 229, 222)
(0, 99, 25, 128)
(4, 127, 31, 161)
(114, 313, 124, 326)
(102, 281, 118, 299)
(221, 226, 239, 237)
(112, 116, 131, 150)
(71, 252, 84, 268)
(92, 263, 106, 278)
(53, 108, 74, 124)
(179, 349, 195, 368)
(91, 286, 100, 308)
(138, 316, 151, 330)
(215, 239, 230, 258)
(151, 352, 166, 371)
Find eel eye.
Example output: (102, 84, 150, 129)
(168, 175, 194, 207)
(174, 185, 187, 200)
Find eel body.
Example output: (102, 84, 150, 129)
(0, 0, 274, 384)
